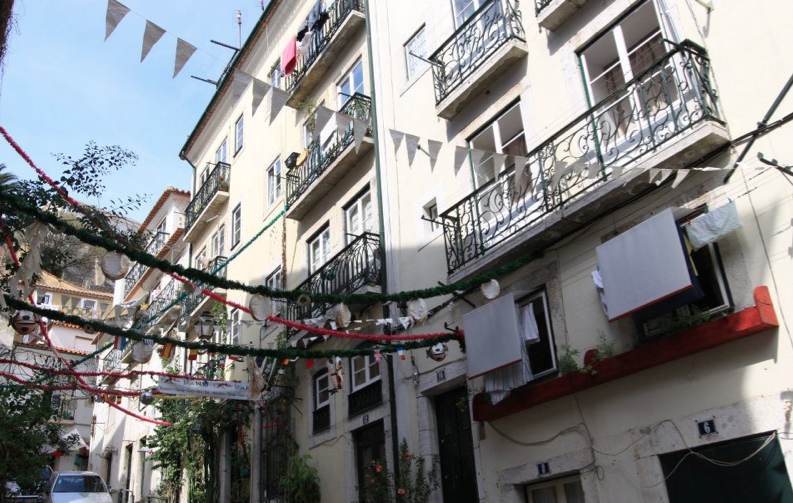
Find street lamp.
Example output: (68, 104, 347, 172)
(197, 311, 215, 341)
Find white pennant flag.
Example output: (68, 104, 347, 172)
(140, 20, 165, 62)
(389, 129, 405, 154)
(671, 169, 690, 189)
(551, 159, 570, 190)
(427, 139, 443, 171)
(252, 78, 271, 114)
(173, 38, 197, 78)
(405, 134, 421, 166)
(492, 153, 507, 181)
(399, 317, 412, 330)
(353, 118, 368, 153)
(313, 106, 334, 141)
(335, 111, 352, 138)
(232, 70, 253, 102)
(513, 155, 528, 190)
(470, 149, 486, 169)
(105, 0, 130, 41)
(454, 146, 469, 174)
(269, 87, 290, 124)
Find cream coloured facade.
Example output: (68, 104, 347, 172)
(142, 0, 793, 501)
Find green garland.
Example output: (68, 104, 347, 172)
(0, 193, 541, 304)
(5, 296, 464, 359)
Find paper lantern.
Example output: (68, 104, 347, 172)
(426, 343, 448, 362)
(480, 279, 500, 300)
(100, 252, 131, 280)
(408, 299, 428, 324)
(248, 294, 270, 321)
(334, 303, 351, 328)
(12, 310, 40, 336)
(296, 294, 311, 306)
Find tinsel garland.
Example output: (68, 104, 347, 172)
(0, 194, 541, 304)
(267, 316, 464, 341)
(5, 296, 463, 359)
(0, 369, 140, 397)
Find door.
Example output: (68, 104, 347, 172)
(435, 387, 479, 502)
(355, 421, 386, 503)
(121, 444, 132, 503)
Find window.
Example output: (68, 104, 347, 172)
(452, 0, 491, 27)
(350, 354, 381, 392)
(308, 226, 331, 274)
(199, 166, 210, 188)
(315, 369, 330, 410)
(231, 204, 242, 248)
(337, 59, 365, 108)
(525, 475, 585, 503)
(304, 100, 337, 154)
(155, 218, 168, 248)
(423, 199, 440, 234)
(37, 292, 52, 306)
(216, 138, 228, 164)
(265, 267, 283, 315)
(229, 309, 241, 345)
(81, 299, 97, 312)
(211, 225, 225, 258)
(469, 102, 528, 188)
(344, 190, 373, 243)
(235, 115, 244, 153)
(195, 247, 207, 270)
(53, 474, 107, 494)
(518, 291, 556, 378)
(269, 63, 282, 90)
(405, 26, 429, 80)
(267, 159, 282, 205)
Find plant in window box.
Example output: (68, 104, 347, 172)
(581, 332, 616, 376)
(280, 453, 321, 503)
(558, 345, 580, 375)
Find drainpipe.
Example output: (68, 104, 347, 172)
(364, 0, 400, 483)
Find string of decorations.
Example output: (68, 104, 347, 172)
(0, 193, 540, 304)
(5, 296, 463, 359)
(266, 316, 464, 341)
(0, 370, 145, 397)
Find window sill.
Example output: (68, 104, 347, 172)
(473, 286, 779, 422)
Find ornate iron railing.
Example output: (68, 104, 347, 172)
(286, 93, 372, 208)
(285, 233, 381, 330)
(441, 42, 721, 274)
(98, 349, 123, 384)
(284, 0, 365, 93)
(123, 232, 171, 297)
(137, 279, 179, 333)
(429, 0, 525, 106)
(312, 405, 330, 434)
(535, 0, 553, 15)
(348, 380, 382, 417)
(185, 162, 230, 232)
(182, 256, 228, 317)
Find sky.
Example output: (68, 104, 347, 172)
(0, 0, 263, 222)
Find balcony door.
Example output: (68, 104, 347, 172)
(435, 387, 478, 502)
(344, 191, 373, 243)
(308, 227, 331, 275)
(211, 225, 225, 260)
(355, 421, 386, 503)
(338, 59, 364, 108)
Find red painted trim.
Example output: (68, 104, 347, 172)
(473, 286, 779, 422)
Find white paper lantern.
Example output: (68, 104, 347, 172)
(481, 279, 500, 300)
(408, 299, 428, 324)
(248, 294, 271, 321)
(100, 252, 132, 280)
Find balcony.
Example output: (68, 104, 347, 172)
(535, 0, 588, 31)
(123, 232, 171, 298)
(137, 280, 181, 334)
(181, 256, 228, 321)
(285, 233, 381, 333)
(285, 93, 373, 220)
(441, 42, 728, 277)
(99, 349, 122, 385)
(184, 162, 230, 242)
(284, 0, 366, 107)
(348, 380, 382, 417)
(429, 0, 526, 120)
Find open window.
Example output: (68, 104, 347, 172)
(312, 368, 331, 434)
(525, 475, 585, 503)
(351, 354, 381, 392)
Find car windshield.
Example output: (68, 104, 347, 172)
(52, 475, 107, 493)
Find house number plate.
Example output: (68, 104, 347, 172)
(537, 462, 550, 475)
(697, 419, 717, 436)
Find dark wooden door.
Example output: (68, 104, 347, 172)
(435, 387, 478, 503)
(355, 421, 386, 502)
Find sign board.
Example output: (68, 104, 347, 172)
(158, 377, 251, 401)
(697, 419, 717, 436)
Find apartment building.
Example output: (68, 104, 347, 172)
(169, 0, 793, 501)
(88, 187, 190, 501)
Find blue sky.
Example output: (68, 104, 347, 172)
(0, 0, 262, 221)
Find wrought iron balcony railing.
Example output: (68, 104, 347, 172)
(123, 232, 171, 298)
(286, 232, 381, 328)
(429, 0, 525, 106)
(535, 0, 553, 15)
(286, 93, 372, 208)
(98, 349, 123, 384)
(348, 380, 382, 417)
(137, 279, 179, 333)
(441, 42, 721, 274)
(185, 162, 230, 232)
(284, 0, 365, 93)
(312, 405, 330, 434)
(182, 256, 228, 317)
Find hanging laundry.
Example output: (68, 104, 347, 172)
(296, 20, 309, 42)
(519, 303, 541, 345)
(685, 201, 742, 250)
(308, 0, 329, 31)
(281, 36, 298, 76)
(297, 30, 313, 56)
(591, 270, 609, 317)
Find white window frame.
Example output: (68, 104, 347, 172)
(265, 267, 283, 315)
(350, 354, 381, 392)
(525, 474, 585, 503)
(211, 225, 225, 258)
(404, 26, 429, 81)
(195, 247, 207, 270)
(337, 58, 365, 108)
(235, 115, 244, 154)
(269, 63, 282, 90)
(423, 199, 440, 234)
(308, 226, 331, 274)
(344, 190, 373, 243)
(231, 204, 242, 249)
(215, 138, 228, 164)
(452, 0, 490, 28)
(229, 309, 241, 345)
(81, 299, 97, 312)
(37, 292, 53, 306)
(517, 290, 557, 380)
(469, 102, 527, 189)
(314, 369, 330, 410)
(267, 159, 282, 205)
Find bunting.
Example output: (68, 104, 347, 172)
(336, 112, 353, 138)
(173, 38, 197, 78)
(427, 139, 443, 171)
(232, 70, 253, 103)
(313, 106, 334, 141)
(252, 78, 271, 114)
(405, 134, 421, 166)
(140, 21, 165, 62)
(389, 129, 405, 154)
(269, 88, 290, 124)
(105, 0, 130, 41)
(353, 118, 368, 153)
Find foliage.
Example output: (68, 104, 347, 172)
(653, 305, 715, 338)
(558, 344, 580, 375)
(0, 378, 77, 495)
(580, 332, 616, 376)
(363, 439, 439, 503)
(280, 453, 321, 503)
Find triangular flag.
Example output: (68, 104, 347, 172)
(269, 87, 290, 124)
(389, 129, 405, 154)
(140, 20, 166, 62)
(470, 149, 486, 169)
(105, 0, 130, 41)
(671, 169, 690, 189)
(232, 70, 253, 102)
(313, 106, 334, 141)
(454, 146, 469, 174)
(335, 111, 352, 138)
(252, 78, 271, 114)
(514, 155, 528, 190)
(492, 153, 507, 181)
(427, 140, 443, 171)
(353, 118, 368, 153)
(173, 38, 197, 78)
(405, 134, 421, 166)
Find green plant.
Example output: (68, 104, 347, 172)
(558, 344, 580, 375)
(654, 305, 715, 337)
(280, 454, 321, 503)
(363, 439, 439, 503)
(581, 332, 616, 376)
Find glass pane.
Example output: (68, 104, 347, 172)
(352, 61, 364, 95)
(530, 487, 558, 503)
(564, 481, 585, 503)
(348, 205, 360, 235)
(527, 296, 555, 376)
(368, 357, 380, 379)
